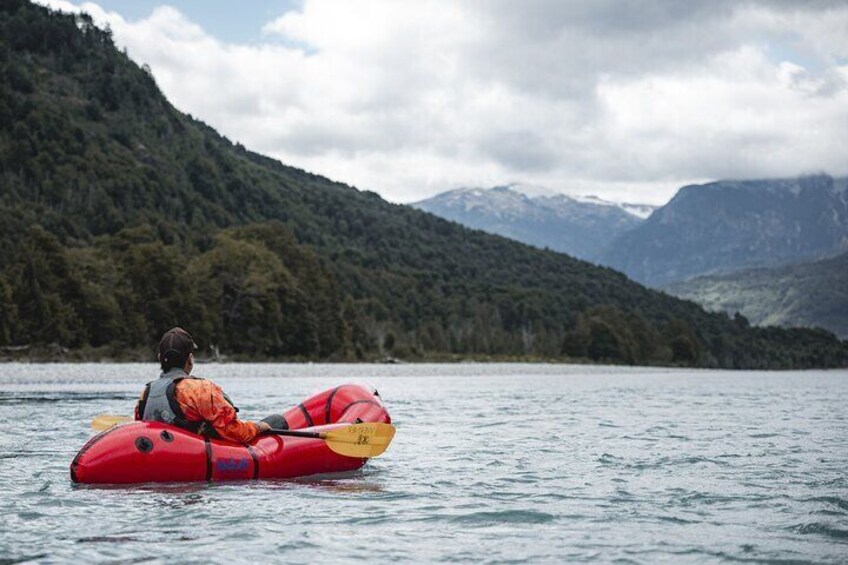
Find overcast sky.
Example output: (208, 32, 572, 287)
(40, 0, 848, 204)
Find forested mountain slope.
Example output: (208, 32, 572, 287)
(665, 253, 848, 339)
(1, 1, 846, 368)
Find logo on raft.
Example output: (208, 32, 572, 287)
(214, 457, 250, 475)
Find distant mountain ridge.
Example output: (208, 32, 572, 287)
(600, 175, 848, 286)
(665, 252, 848, 339)
(412, 184, 656, 261)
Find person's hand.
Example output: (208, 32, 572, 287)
(257, 421, 271, 434)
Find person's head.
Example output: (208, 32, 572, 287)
(158, 327, 198, 372)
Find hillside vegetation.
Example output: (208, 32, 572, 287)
(665, 253, 848, 339)
(1, 1, 846, 368)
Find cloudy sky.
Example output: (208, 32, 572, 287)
(40, 0, 848, 204)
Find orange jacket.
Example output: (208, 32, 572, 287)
(135, 377, 260, 443)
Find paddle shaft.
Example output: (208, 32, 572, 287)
(267, 428, 326, 439)
(94, 419, 329, 440)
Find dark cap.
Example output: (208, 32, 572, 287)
(158, 327, 198, 369)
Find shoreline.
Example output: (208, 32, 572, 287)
(1, 345, 844, 371)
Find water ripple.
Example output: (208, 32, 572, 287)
(793, 522, 848, 540)
(450, 510, 556, 525)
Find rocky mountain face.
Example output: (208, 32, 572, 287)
(600, 175, 848, 286)
(665, 252, 848, 339)
(411, 184, 654, 261)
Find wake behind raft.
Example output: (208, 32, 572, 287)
(71, 384, 392, 484)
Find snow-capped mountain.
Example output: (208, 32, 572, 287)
(571, 195, 656, 219)
(411, 184, 656, 261)
(600, 174, 848, 286)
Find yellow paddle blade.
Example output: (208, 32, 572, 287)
(91, 414, 132, 431)
(322, 422, 396, 458)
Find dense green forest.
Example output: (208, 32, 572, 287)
(666, 252, 848, 339)
(1, 0, 846, 368)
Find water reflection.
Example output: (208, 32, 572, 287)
(0, 392, 134, 405)
(69, 475, 385, 496)
(72, 482, 211, 497)
(291, 477, 385, 494)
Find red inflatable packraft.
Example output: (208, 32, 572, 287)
(71, 383, 391, 484)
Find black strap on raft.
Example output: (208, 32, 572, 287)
(324, 386, 342, 425)
(246, 445, 260, 480)
(298, 403, 314, 427)
(204, 437, 213, 481)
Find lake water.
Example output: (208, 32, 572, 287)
(0, 363, 846, 564)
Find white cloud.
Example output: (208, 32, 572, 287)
(36, 0, 848, 204)
(596, 45, 848, 181)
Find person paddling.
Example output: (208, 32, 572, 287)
(134, 327, 287, 442)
